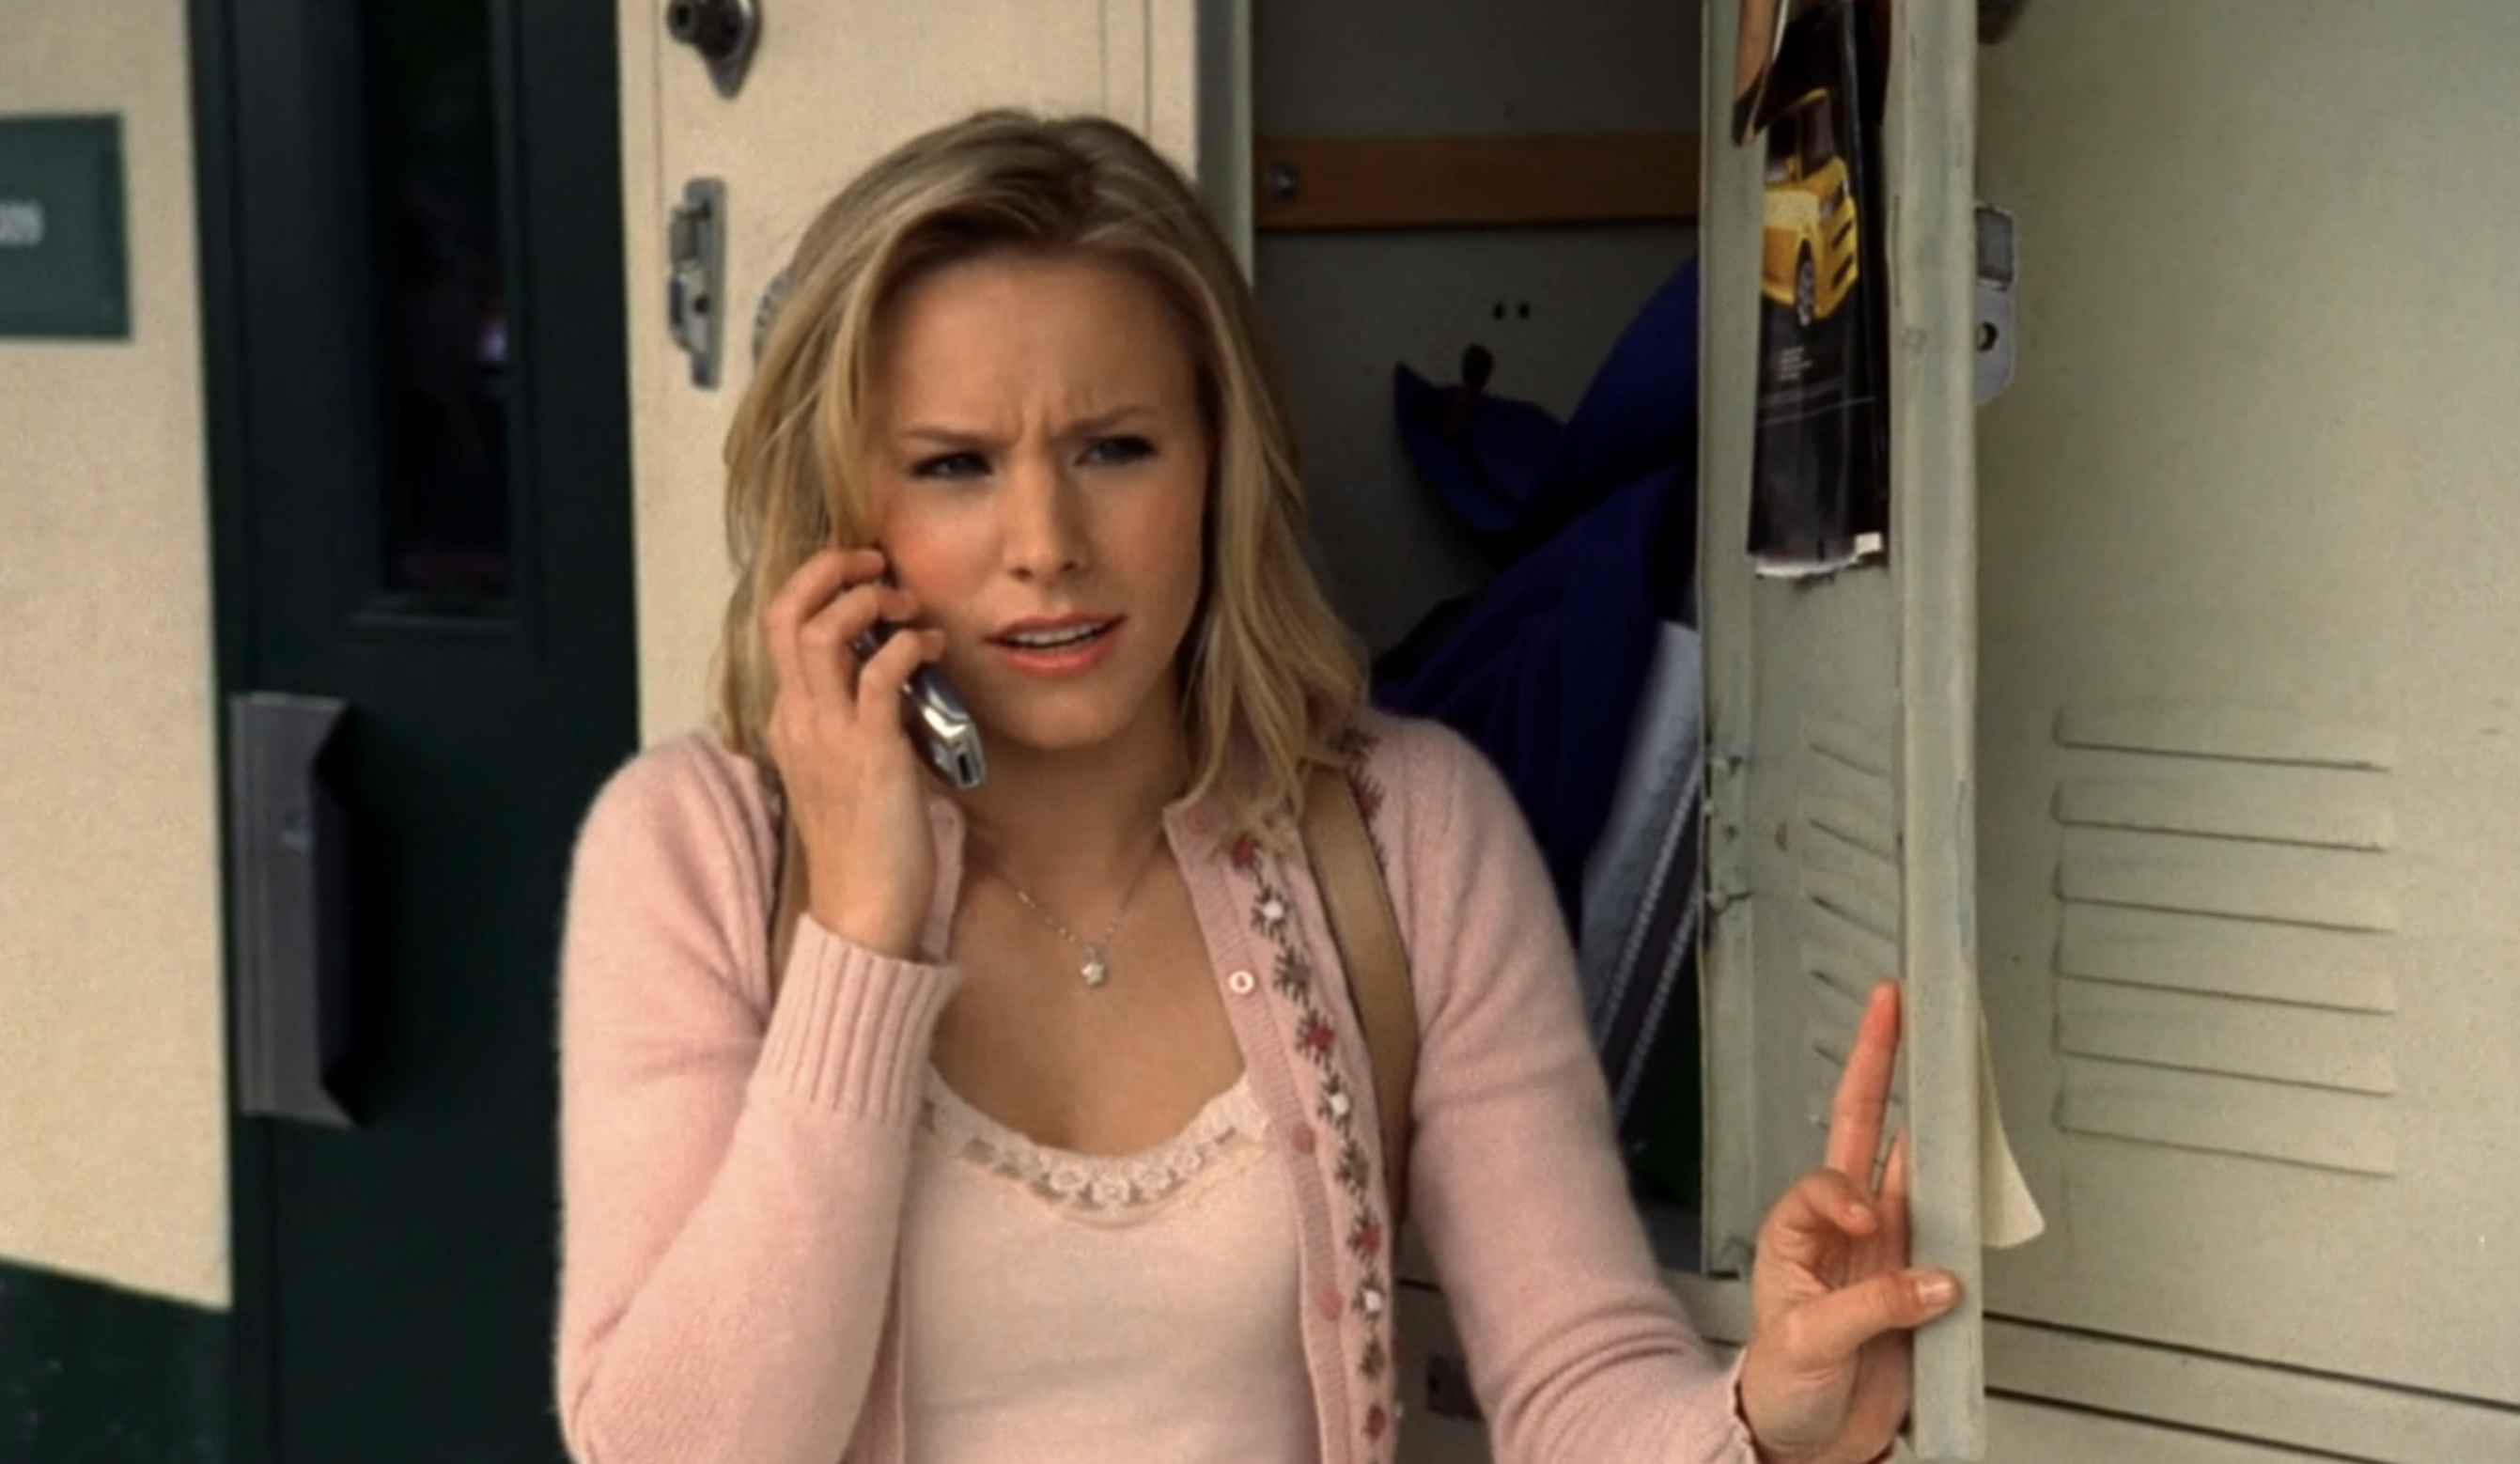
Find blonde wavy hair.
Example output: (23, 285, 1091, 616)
(711, 109, 1364, 840)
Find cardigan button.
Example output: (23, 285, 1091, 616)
(1226, 969, 1257, 996)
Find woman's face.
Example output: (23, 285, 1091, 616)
(860, 250, 1211, 765)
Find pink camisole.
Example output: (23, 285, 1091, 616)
(899, 1069, 1321, 1464)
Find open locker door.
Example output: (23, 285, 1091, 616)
(1697, 3, 1987, 1459)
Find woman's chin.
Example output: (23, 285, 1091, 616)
(972, 692, 1177, 768)
(970, 705, 1125, 760)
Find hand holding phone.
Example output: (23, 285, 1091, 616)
(762, 548, 956, 958)
(850, 619, 987, 790)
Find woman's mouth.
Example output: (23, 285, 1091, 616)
(997, 622, 1111, 650)
(988, 617, 1123, 677)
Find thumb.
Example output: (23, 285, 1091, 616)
(1772, 1269, 1962, 1374)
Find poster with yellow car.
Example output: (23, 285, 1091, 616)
(1762, 87, 1861, 329)
(1734, 0, 1891, 577)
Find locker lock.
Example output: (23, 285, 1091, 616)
(666, 0, 760, 99)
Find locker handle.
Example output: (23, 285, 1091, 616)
(667, 178, 727, 390)
(226, 693, 357, 1129)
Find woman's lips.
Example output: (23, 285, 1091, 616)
(988, 616, 1123, 678)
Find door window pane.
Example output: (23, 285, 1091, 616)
(364, 0, 512, 608)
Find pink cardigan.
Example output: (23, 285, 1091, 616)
(554, 711, 1760, 1464)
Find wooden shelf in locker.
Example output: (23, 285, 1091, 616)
(1252, 132, 1702, 232)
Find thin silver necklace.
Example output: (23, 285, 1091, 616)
(1000, 833, 1165, 988)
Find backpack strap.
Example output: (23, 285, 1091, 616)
(1301, 764, 1420, 1231)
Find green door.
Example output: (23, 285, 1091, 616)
(194, 1, 637, 1459)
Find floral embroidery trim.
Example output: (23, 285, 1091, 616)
(1242, 726, 1400, 1460)
(1332, 725, 1392, 867)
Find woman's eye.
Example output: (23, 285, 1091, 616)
(910, 451, 989, 481)
(1082, 436, 1155, 466)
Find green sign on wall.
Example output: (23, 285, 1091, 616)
(0, 115, 130, 340)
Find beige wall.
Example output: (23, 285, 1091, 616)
(0, 2, 228, 1307)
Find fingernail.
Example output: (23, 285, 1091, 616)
(1916, 1273, 1958, 1308)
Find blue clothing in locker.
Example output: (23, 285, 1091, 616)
(1372, 259, 1702, 929)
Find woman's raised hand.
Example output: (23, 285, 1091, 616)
(1736, 982, 1964, 1464)
(761, 547, 949, 959)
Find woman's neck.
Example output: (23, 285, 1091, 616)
(955, 705, 1193, 890)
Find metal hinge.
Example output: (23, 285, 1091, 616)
(1702, 749, 1754, 912)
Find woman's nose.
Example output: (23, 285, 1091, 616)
(1000, 454, 1087, 581)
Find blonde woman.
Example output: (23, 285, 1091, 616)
(555, 110, 1956, 1464)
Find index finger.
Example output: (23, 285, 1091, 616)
(1823, 981, 1902, 1181)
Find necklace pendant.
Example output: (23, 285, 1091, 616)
(1081, 955, 1111, 988)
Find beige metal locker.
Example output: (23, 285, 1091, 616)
(1965, 3, 2520, 1459)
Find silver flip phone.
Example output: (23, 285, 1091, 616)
(852, 621, 987, 790)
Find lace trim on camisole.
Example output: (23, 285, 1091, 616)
(921, 1070, 1268, 1216)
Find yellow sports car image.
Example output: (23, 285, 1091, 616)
(1760, 87, 1860, 328)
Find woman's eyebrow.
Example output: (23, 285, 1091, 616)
(1066, 405, 1158, 437)
(896, 424, 996, 451)
(895, 405, 1159, 449)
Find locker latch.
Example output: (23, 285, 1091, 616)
(667, 178, 727, 390)
(666, 0, 760, 100)
(1974, 202, 2016, 405)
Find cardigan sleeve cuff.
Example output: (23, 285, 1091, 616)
(753, 913, 961, 1122)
